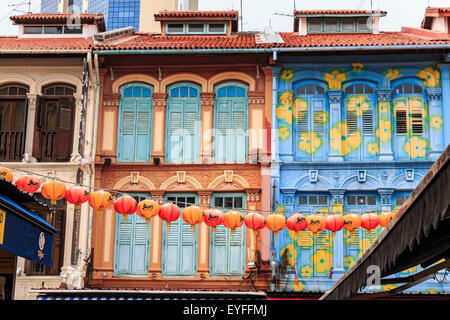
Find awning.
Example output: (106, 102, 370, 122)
(32, 289, 268, 301)
(0, 180, 57, 267)
(320, 144, 450, 300)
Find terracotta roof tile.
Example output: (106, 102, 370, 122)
(0, 36, 92, 51)
(294, 10, 387, 16)
(10, 13, 106, 32)
(154, 10, 239, 19)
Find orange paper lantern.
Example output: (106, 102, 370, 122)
(343, 213, 361, 233)
(0, 167, 13, 182)
(182, 205, 204, 230)
(41, 180, 66, 205)
(88, 191, 113, 214)
(361, 213, 380, 234)
(326, 214, 344, 236)
(203, 209, 225, 232)
(266, 213, 287, 237)
(379, 211, 395, 228)
(15, 175, 40, 194)
(286, 214, 308, 234)
(136, 199, 160, 227)
(306, 214, 326, 237)
(114, 194, 137, 222)
(223, 210, 244, 234)
(244, 212, 266, 232)
(158, 202, 181, 229)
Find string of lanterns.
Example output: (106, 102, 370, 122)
(0, 166, 397, 236)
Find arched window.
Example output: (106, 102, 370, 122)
(117, 83, 153, 163)
(293, 81, 328, 161)
(33, 83, 76, 161)
(213, 83, 248, 163)
(165, 82, 201, 163)
(392, 79, 427, 160)
(0, 84, 29, 161)
(343, 81, 377, 161)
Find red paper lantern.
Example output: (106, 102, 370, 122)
(65, 186, 89, 209)
(326, 214, 344, 236)
(158, 202, 181, 229)
(379, 211, 395, 228)
(361, 213, 380, 234)
(244, 212, 266, 232)
(286, 214, 308, 235)
(306, 214, 326, 237)
(15, 175, 41, 194)
(266, 213, 287, 237)
(114, 195, 137, 223)
(203, 209, 225, 232)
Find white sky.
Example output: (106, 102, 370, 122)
(0, 0, 449, 36)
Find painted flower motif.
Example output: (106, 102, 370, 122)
(332, 203, 343, 214)
(313, 110, 329, 125)
(352, 62, 364, 72)
(343, 256, 357, 269)
(276, 203, 286, 214)
(367, 143, 380, 155)
(379, 102, 389, 114)
(317, 232, 331, 246)
(300, 265, 313, 278)
(385, 68, 401, 80)
(280, 69, 295, 82)
(404, 136, 427, 159)
(279, 90, 294, 106)
(276, 105, 293, 124)
(400, 266, 418, 274)
(298, 131, 323, 154)
(346, 95, 370, 116)
(419, 67, 440, 87)
(292, 281, 305, 292)
(381, 284, 398, 291)
(280, 244, 298, 266)
(359, 238, 373, 252)
(330, 122, 362, 156)
(409, 97, 425, 110)
(278, 126, 290, 140)
(344, 231, 357, 245)
(375, 120, 392, 142)
(297, 231, 313, 247)
(427, 288, 440, 294)
(431, 115, 443, 130)
(311, 249, 333, 274)
(324, 70, 347, 90)
(293, 98, 308, 120)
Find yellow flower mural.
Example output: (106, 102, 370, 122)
(381, 284, 398, 291)
(404, 136, 427, 159)
(280, 69, 294, 82)
(419, 66, 440, 87)
(376, 120, 391, 142)
(346, 95, 370, 116)
(343, 256, 356, 269)
(300, 265, 313, 278)
(359, 238, 373, 252)
(367, 143, 379, 155)
(292, 281, 305, 292)
(279, 90, 294, 106)
(324, 70, 347, 90)
(400, 266, 418, 274)
(313, 110, 329, 125)
(352, 62, 364, 72)
(343, 230, 357, 245)
(298, 131, 323, 154)
(297, 231, 313, 247)
(385, 68, 401, 80)
(276, 105, 293, 124)
(280, 244, 298, 266)
(294, 98, 308, 120)
(278, 126, 290, 140)
(379, 102, 389, 114)
(431, 116, 443, 130)
(311, 249, 333, 274)
(330, 122, 361, 156)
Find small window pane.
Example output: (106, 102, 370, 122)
(345, 85, 354, 94)
(209, 23, 225, 33)
(355, 83, 364, 94)
(215, 197, 223, 207)
(367, 196, 376, 206)
(189, 87, 198, 97)
(167, 24, 184, 33)
(299, 196, 307, 205)
(316, 85, 325, 94)
(413, 85, 423, 94)
(24, 26, 43, 34)
(18, 87, 27, 95)
(308, 18, 322, 32)
(180, 86, 189, 97)
(64, 26, 83, 34)
(234, 197, 243, 209)
(341, 18, 356, 32)
(404, 83, 413, 94)
(177, 197, 186, 208)
(227, 86, 236, 97)
(55, 86, 65, 95)
(357, 17, 371, 31)
(324, 18, 339, 32)
(306, 84, 315, 95)
(347, 196, 356, 205)
(225, 197, 233, 208)
(365, 85, 374, 94)
(133, 86, 142, 97)
(309, 196, 318, 205)
(45, 87, 55, 95)
(142, 87, 151, 97)
(9, 87, 18, 96)
(43, 26, 63, 34)
(318, 196, 328, 205)
(394, 85, 403, 94)
(124, 87, 133, 97)
(0, 87, 7, 95)
(188, 24, 204, 33)
(357, 196, 366, 205)
(218, 87, 227, 97)
(170, 87, 179, 97)
(186, 197, 196, 206)
(64, 87, 74, 96)
(14, 102, 26, 130)
(236, 87, 245, 97)
(396, 196, 405, 206)
(297, 86, 306, 95)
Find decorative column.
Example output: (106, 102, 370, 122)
(376, 89, 394, 161)
(245, 188, 260, 272)
(24, 93, 39, 162)
(71, 93, 83, 161)
(200, 93, 214, 163)
(151, 93, 168, 164)
(99, 93, 120, 163)
(248, 91, 266, 163)
(439, 64, 450, 147)
(378, 188, 394, 213)
(148, 190, 165, 278)
(196, 191, 212, 278)
(427, 88, 444, 160)
(277, 90, 295, 161)
(271, 68, 281, 161)
(280, 189, 296, 213)
(327, 90, 344, 162)
(329, 189, 345, 278)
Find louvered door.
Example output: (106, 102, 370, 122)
(55, 97, 75, 161)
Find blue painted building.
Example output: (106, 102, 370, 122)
(270, 9, 450, 295)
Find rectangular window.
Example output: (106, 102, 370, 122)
(347, 196, 356, 205)
(396, 196, 405, 206)
(308, 195, 318, 205)
(357, 196, 366, 205)
(299, 196, 307, 205)
(63, 26, 83, 34)
(318, 196, 328, 205)
(167, 23, 184, 33)
(357, 17, 371, 31)
(367, 196, 377, 206)
(188, 24, 204, 33)
(24, 26, 43, 34)
(43, 26, 63, 34)
(209, 23, 225, 33)
(324, 18, 339, 32)
(396, 110, 407, 134)
(341, 18, 356, 32)
(308, 18, 322, 32)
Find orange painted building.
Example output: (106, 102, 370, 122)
(90, 11, 274, 291)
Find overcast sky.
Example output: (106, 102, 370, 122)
(0, 0, 449, 36)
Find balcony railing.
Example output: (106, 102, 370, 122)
(0, 131, 25, 161)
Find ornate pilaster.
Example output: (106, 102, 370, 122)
(151, 93, 168, 164)
(147, 190, 165, 278)
(71, 93, 83, 161)
(378, 188, 394, 212)
(327, 90, 344, 162)
(329, 189, 345, 277)
(200, 92, 215, 163)
(196, 191, 212, 278)
(377, 88, 394, 161)
(248, 91, 267, 163)
(280, 188, 296, 213)
(427, 88, 444, 160)
(24, 93, 39, 162)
